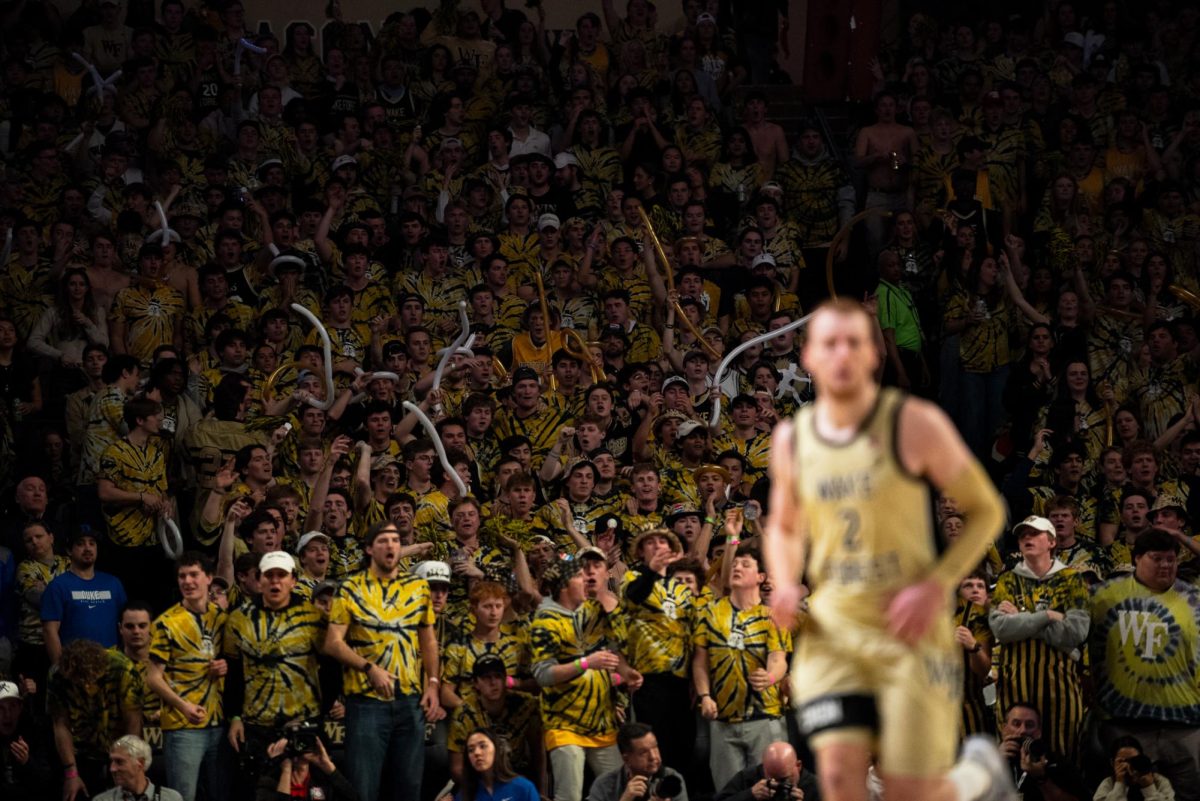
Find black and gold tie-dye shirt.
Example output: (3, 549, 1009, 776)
(329, 570, 435, 699)
(149, 601, 227, 730)
(224, 597, 326, 726)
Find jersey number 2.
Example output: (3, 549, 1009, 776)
(839, 508, 861, 551)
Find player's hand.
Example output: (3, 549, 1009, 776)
(996, 600, 1019, 616)
(699, 695, 718, 720)
(886, 579, 946, 646)
(228, 718, 245, 751)
(769, 581, 802, 629)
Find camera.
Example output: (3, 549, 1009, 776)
(1023, 738, 1047, 762)
(637, 773, 683, 801)
(1127, 755, 1153, 775)
(282, 720, 322, 756)
(770, 779, 795, 801)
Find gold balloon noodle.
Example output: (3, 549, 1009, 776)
(1169, 284, 1200, 312)
(561, 327, 606, 383)
(531, 269, 561, 391)
(673, 301, 722, 361)
(636, 205, 675, 290)
(1097, 306, 1142, 322)
(634, 205, 721, 360)
(825, 208, 894, 299)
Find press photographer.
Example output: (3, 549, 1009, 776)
(997, 703, 1081, 801)
(588, 722, 688, 801)
(714, 741, 818, 801)
(256, 723, 358, 801)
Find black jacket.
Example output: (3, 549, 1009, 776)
(714, 763, 821, 801)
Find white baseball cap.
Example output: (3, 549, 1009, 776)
(751, 253, 777, 269)
(553, 152, 580, 170)
(414, 560, 452, 584)
(538, 213, 561, 231)
(331, 154, 358, 171)
(0, 681, 19, 702)
(296, 531, 331, 555)
(1014, 515, 1055, 538)
(259, 551, 297, 574)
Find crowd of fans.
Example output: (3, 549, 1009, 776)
(0, 1, 1198, 801)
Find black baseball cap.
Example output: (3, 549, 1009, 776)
(472, 654, 508, 679)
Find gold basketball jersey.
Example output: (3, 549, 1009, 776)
(792, 388, 938, 631)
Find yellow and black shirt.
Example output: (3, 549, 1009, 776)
(530, 598, 621, 746)
(111, 282, 186, 365)
(621, 568, 692, 678)
(16, 555, 69, 644)
(47, 648, 143, 760)
(692, 596, 791, 721)
(98, 438, 168, 548)
(448, 692, 540, 774)
(329, 570, 434, 699)
(224, 597, 326, 726)
(149, 601, 227, 731)
(442, 624, 532, 702)
(493, 403, 574, 469)
(327, 533, 366, 581)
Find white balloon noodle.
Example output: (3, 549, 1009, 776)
(432, 301, 473, 394)
(234, 37, 268, 76)
(290, 303, 336, 409)
(158, 517, 184, 560)
(72, 52, 121, 97)
(146, 201, 178, 244)
(403, 401, 469, 498)
(708, 312, 815, 431)
(270, 254, 307, 273)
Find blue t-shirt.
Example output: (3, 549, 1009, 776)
(40, 570, 127, 648)
(454, 776, 539, 801)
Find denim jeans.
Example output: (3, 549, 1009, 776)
(162, 726, 229, 801)
(959, 365, 1010, 460)
(344, 693, 424, 801)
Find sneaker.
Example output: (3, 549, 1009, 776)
(960, 735, 1017, 801)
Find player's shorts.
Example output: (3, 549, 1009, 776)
(789, 615, 963, 777)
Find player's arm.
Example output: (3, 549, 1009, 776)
(901, 398, 1006, 589)
(764, 420, 805, 627)
(887, 399, 1006, 644)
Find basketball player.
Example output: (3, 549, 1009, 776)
(764, 300, 1012, 801)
